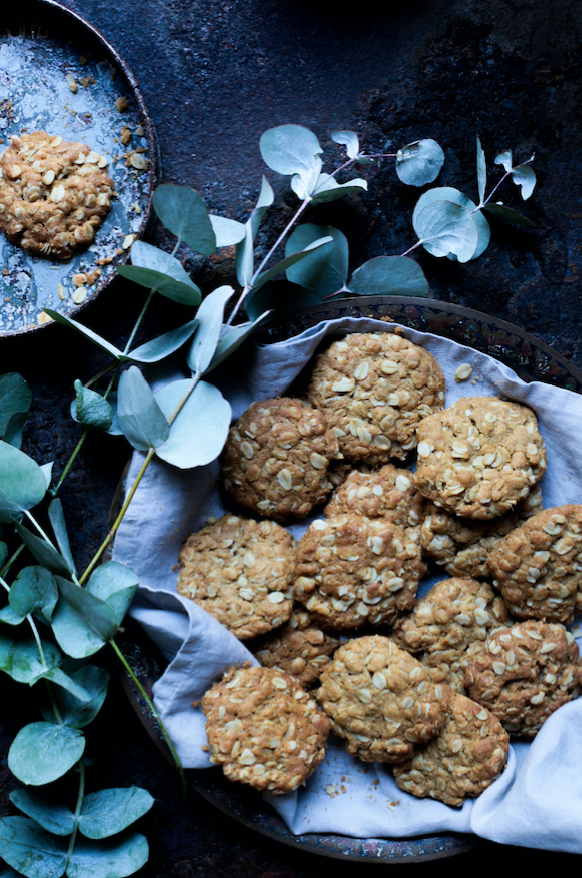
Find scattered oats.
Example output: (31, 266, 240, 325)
(455, 363, 473, 382)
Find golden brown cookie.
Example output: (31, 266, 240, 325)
(294, 514, 425, 630)
(392, 577, 511, 693)
(177, 515, 295, 640)
(420, 484, 543, 580)
(393, 687, 509, 806)
(487, 505, 582, 624)
(220, 397, 339, 523)
(306, 332, 445, 464)
(464, 620, 582, 737)
(0, 131, 115, 258)
(414, 396, 547, 520)
(252, 607, 340, 688)
(317, 635, 445, 763)
(202, 665, 330, 793)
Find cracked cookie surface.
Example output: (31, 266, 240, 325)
(203, 666, 330, 793)
(177, 515, 295, 640)
(306, 332, 445, 464)
(0, 131, 114, 258)
(414, 396, 547, 520)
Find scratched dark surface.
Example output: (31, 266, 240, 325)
(1, 0, 581, 872)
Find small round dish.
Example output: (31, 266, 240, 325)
(0, 0, 157, 335)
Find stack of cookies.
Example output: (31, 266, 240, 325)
(177, 330, 582, 804)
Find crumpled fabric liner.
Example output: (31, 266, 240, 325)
(112, 314, 582, 851)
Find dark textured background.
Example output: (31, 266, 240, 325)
(2, 0, 582, 872)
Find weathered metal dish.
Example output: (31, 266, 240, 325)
(118, 297, 582, 862)
(0, 0, 157, 335)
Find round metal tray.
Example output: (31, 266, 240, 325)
(117, 296, 582, 863)
(0, 0, 158, 335)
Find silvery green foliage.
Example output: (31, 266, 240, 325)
(395, 139, 445, 186)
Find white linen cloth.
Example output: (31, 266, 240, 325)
(112, 315, 582, 851)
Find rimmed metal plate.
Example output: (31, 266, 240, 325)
(0, 0, 157, 335)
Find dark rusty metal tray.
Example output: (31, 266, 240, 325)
(0, 0, 158, 335)
(117, 297, 582, 862)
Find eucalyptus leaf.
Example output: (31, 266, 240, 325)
(187, 286, 235, 374)
(250, 176, 275, 237)
(0, 540, 7, 568)
(331, 130, 359, 159)
(3, 412, 29, 450)
(244, 281, 321, 322)
(395, 139, 445, 186)
(8, 638, 62, 686)
(347, 256, 429, 297)
(259, 124, 323, 183)
(494, 150, 513, 172)
(127, 320, 199, 364)
(204, 312, 272, 374)
(311, 173, 368, 204)
(78, 788, 154, 839)
(413, 199, 479, 263)
(72, 381, 113, 431)
(8, 722, 85, 785)
(235, 223, 254, 288)
(86, 561, 139, 626)
(511, 162, 536, 200)
(52, 577, 119, 659)
(48, 499, 76, 579)
(117, 366, 170, 452)
(0, 441, 47, 524)
(104, 392, 123, 437)
(66, 833, 149, 878)
(9, 566, 59, 620)
(482, 202, 536, 227)
(0, 817, 67, 877)
(119, 240, 202, 306)
(252, 235, 333, 292)
(41, 664, 109, 729)
(285, 224, 348, 296)
(289, 159, 322, 200)
(476, 135, 486, 205)
(41, 462, 54, 491)
(152, 184, 216, 254)
(209, 215, 246, 247)
(0, 373, 31, 440)
(42, 312, 124, 360)
(0, 603, 26, 625)
(155, 379, 231, 469)
(13, 522, 73, 578)
(412, 187, 490, 260)
(10, 789, 75, 837)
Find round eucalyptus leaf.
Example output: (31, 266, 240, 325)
(347, 256, 429, 297)
(52, 577, 119, 659)
(3, 410, 28, 450)
(244, 281, 321, 323)
(66, 833, 149, 878)
(121, 240, 201, 302)
(10, 789, 75, 837)
(285, 224, 348, 296)
(311, 173, 368, 204)
(331, 130, 360, 159)
(71, 381, 113, 431)
(413, 200, 479, 263)
(41, 664, 109, 729)
(395, 139, 445, 186)
(0, 373, 31, 440)
(0, 816, 67, 877)
(86, 561, 139, 626)
(494, 150, 513, 172)
(413, 187, 490, 260)
(9, 638, 61, 686)
(9, 566, 58, 618)
(152, 184, 216, 255)
(117, 367, 170, 452)
(259, 124, 322, 179)
(511, 163, 536, 200)
(0, 441, 47, 524)
(8, 722, 85, 786)
(155, 379, 231, 470)
(79, 788, 154, 839)
(252, 235, 333, 292)
(209, 215, 246, 247)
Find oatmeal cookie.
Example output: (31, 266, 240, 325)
(202, 666, 330, 793)
(414, 396, 547, 520)
(306, 332, 445, 464)
(420, 484, 543, 579)
(487, 505, 582, 624)
(324, 463, 425, 535)
(393, 687, 509, 806)
(464, 620, 582, 737)
(317, 635, 445, 763)
(177, 515, 295, 640)
(252, 607, 340, 687)
(220, 397, 339, 523)
(392, 578, 511, 692)
(294, 514, 425, 630)
(0, 131, 114, 258)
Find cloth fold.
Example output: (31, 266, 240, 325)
(112, 315, 582, 850)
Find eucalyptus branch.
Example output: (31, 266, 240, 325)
(65, 763, 85, 867)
